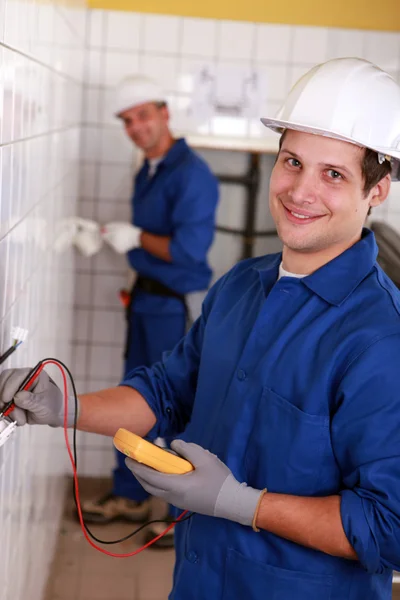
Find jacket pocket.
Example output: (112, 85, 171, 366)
(222, 548, 332, 600)
(245, 387, 330, 495)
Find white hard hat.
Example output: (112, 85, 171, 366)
(261, 58, 400, 181)
(114, 75, 167, 117)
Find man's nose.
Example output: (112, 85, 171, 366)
(288, 171, 317, 205)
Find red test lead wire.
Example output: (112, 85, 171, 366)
(41, 359, 189, 558)
(0, 362, 46, 419)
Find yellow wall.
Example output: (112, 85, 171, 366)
(87, 0, 400, 31)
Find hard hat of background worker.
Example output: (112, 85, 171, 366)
(114, 75, 167, 117)
(261, 57, 400, 181)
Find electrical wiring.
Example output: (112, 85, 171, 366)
(0, 345, 19, 366)
(17, 359, 193, 557)
(0, 328, 27, 366)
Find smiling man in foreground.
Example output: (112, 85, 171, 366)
(1, 58, 400, 599)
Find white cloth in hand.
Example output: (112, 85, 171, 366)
(101, 221, 142, 254)
(74, 218, 103, 257)
(53, 217, 102, 256)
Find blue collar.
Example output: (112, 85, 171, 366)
(144, 138, 189, 171)
(254, 228, 378, 306)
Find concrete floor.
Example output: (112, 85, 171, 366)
(44, 478, 175, 600)
(44, 477, 400, 600)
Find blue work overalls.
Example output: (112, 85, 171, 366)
(113, 138, 219, 501)
(123, 229, 400, 599)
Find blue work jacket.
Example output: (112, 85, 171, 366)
(122, 229, 400, 599)
(128, 139, 219, 307)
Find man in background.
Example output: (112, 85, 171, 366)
(84, 76, 219, 547)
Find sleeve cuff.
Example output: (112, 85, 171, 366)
(169, 238, 185, 266)
(169, 237, 204, 267)
(119, 369, 176, 439)
(340, 489, 381, 573)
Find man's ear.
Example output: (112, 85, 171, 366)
(161, 105, 170, 123)
(368, 173, 391, 209)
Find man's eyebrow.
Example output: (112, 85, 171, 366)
(280, 148, 300, 159)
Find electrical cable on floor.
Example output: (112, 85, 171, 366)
(9, 359, 194, 557)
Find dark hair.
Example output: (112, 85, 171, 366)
(362, 147, 392, 196)
(278, 129, 287, 151)
(154, 101, 167, 109)
(277, 130, 391, 196)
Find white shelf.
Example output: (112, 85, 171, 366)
(186, 133, 279, 154)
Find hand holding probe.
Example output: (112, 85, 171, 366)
(0, 361, 44, 419)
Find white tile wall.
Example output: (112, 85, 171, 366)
(106, 10, 141, 50)
(143, 14, 181, 54)
(73, 9, 400, 478)
(182, 18, 218, 58)
(0, 0, 85, 598)
(88, 8, 104, 48)
(292, 26, 329, 64)
(217, 21, 256, 61)
(362, 31, 400, 71)
(105, 50, 140, 87)
(326, 28, 364, 60)
(140, 53, 179, 90)
(255, 24, 293, 63)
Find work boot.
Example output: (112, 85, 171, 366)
(79, 492, 151, 525)
(144, 513, 175, 549)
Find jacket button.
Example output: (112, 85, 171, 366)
(187, 550, 199, 564)
(237, 369, 247, 381)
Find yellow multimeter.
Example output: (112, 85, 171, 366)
(113, 429, 194, 475)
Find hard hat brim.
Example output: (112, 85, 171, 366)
(115, 97, 166, 117)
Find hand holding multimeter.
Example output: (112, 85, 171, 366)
(117, 429, 265, 528)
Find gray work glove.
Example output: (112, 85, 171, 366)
(126, 440, 264, 526)
(0, 368, 75, 427)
